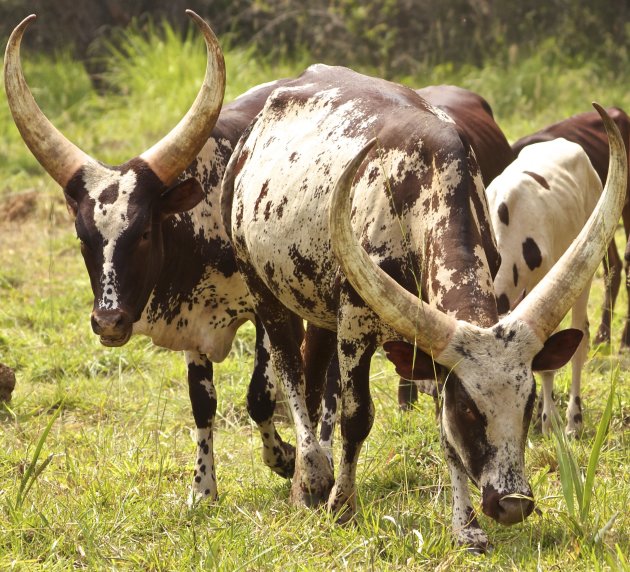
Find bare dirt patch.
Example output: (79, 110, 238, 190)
(0, 190, 38, 222)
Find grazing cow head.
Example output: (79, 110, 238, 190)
(330, 106, 626, 526)
(4, 12, 225, 346)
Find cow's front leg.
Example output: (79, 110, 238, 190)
(185, 351, 218, 504)
(442, 437, 490, 553)
(327, 301, 376, 523)
(566, 291, 590, 437)
(247, 317, 295, 478)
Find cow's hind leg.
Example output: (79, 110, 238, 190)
(247, 292, 333, 505)
(594, 241, 621, 346)
(247, 317, 296, 478)
(186, 351, 218, 504)
(538, 371, 558, 437)
(302, 323, 337, 467)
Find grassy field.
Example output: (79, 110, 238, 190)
(1, 22, 629, 570)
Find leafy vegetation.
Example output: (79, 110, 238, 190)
(1, 20, 629, 571)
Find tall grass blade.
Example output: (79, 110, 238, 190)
(15, 404, 62, 509)
(551, 411, 577, 518)
(581, 368, 617, 522)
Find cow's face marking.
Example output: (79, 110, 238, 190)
(66, 158, 173, 346)
(439, 321, 538, 524)
(513, 263, 519, 287)
(82, 163, 138, 310)
(522, 237, 542, 270)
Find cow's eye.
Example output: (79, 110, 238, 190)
(457, 400, 476, 420)
(141, 230, 151, 241)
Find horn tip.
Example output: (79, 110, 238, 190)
(592, 101, 606, 118)
(20, 13, 37, 27)
(185, 9, 201, 22)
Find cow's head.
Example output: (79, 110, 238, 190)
(5, 11, 225, 346)
(329, 105, 626, 526)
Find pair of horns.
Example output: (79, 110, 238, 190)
(4, 10, 225, 187)
(330, 104, 627, 362)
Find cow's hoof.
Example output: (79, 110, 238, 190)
(565, 423, 583, 439)
(289, 448, 334, 507)
(592, 326, 610, 347)
(187, 488, 218, 508)
(289, 477, 331, 507)
(327, 482, 356, 525)
(455, 528, 491, 554)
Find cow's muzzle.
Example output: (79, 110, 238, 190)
(482, 485, 534, 526)
(91, 309, 133, 346)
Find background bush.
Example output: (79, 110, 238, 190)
(1, 0, 627, 85)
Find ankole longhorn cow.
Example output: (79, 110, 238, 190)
(316, 84, 516, 449)
(512, 108, 630, 349)
(4, 12, 296, 503)
(223, 63, 626, 550)
(486, 139, 604, 438)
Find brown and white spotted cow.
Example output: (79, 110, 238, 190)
(222, 64, 626, 551)
(317, 84, 515, 454)
(4, 12, 296, 503)
(486, 138, 603, 437)
(512, 108, 630, 348)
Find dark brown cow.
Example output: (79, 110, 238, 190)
(512, 108, 630, 348)
(5, 12, 296, 503)
(418, 85, 516, 187)
(224, 63, 626, 550)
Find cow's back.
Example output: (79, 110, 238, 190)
(418, 85, 515, 186)
(511, 107, 630, 192)
(487, 138, 602, 304)
(231, 65, 498, 330)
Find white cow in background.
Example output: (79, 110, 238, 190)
(486, 138, 603, 436)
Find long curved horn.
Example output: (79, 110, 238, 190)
(140, 10, 226, 185)
(508, 103, 627, 340)
(329, 139, 457, 357)
(4, 14, 92, 187)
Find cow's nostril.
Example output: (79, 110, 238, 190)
(91, 310, 130, 335)
(497, 496, 534, 525)
(482, 485, 534, 526)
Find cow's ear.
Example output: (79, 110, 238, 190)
(383, 341, 436, 379)
(64, 191, 78, 218)
(532, 328, 584, 371)
(159, 178, 204, 216)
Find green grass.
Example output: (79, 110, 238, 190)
(1, 22, 629, 570)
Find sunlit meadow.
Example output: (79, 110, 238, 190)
(1, 21, 628, 570)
